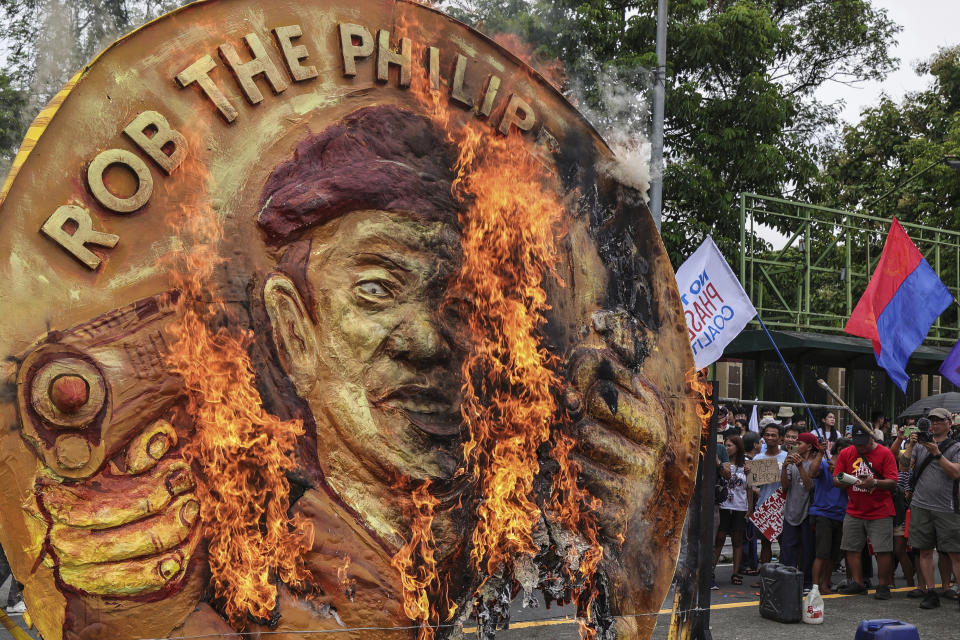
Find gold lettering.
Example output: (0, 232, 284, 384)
(123, 111, 185, 175)
(87, 149, 154, 213)
(428, 46, 440, 91)
(339, 23, 373, 77)
(451, 54, 473, 108)
(273, 24, 318, 81)
(219, 33, 290, 104)
(479, 75, 500, 117)
(376, 30, 411, 88)
(175, 55, 239, 123)
(498, 94, 536, 135)
(40, 205, 119, 270)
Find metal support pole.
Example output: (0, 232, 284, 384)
(668, 381, 716, 640)
(649, 0, 667, 229)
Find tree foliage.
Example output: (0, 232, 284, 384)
(0, 0, 183, 159)
(443, 0, 899, 263)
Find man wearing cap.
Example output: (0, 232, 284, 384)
(779, 431, 821, 590)
(906, 407, 960, 610)
(834, 428, 898, 599)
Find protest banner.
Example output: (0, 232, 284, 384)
(746, 456, 781, 488)
(675, 237, 757, 369)
(750, 488, 786, 541)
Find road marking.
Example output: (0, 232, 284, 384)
(463, 583, 950, 631)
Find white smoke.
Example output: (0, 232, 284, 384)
(567, 61, 654, 202)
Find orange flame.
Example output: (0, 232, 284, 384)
(686, 368, 714, 444)
(390, 481, 442, 640)
(337, 555, 357, 601)
(391, 16, 604, 637)
(163, 148, 313, 627)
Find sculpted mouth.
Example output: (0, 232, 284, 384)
(375, 385, 463, 437)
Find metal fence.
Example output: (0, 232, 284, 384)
(739, 193, 960, 346)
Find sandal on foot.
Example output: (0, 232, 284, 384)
(743, 568, 760, 576)
(732, 574, 743, 585)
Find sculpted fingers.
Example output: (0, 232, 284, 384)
(574, 419, 658, 477)
(126, 419, 178, 474)
(584, 380, 665, 452)
(57, 523, 202, 596)
(39, 457, 195, 528)
(50, 494, 200, 565)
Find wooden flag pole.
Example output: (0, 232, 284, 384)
(816, 378, 874, 437)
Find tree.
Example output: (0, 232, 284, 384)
(807, 45, 960, 329)
(0, 72, 26, 167)
(0, 0, 184, 160)
(442, 0, 899, 263)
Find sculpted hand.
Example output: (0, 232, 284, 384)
(36, 419, 202, 597)
(561, 310, 665, 545)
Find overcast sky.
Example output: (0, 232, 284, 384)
(819, 0, 959, 123)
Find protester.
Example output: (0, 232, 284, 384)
(811, 411, 841, 445)
(715, 434, 748, 585)
(747, 423, 788, 582)
(809, 438, 851, 594)
(741, 430, 763, 576)
(835, 429, 898, 599)
(757, 416, 781, 453)
(870, 411, 889, 444)
(889, 423, 918, 591)
(779, 431, 820, 590)
(793, 416, 808, 433)
(778, 406, 794, 429)
(905, 407, 960, 610)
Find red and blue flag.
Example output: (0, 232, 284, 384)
(845, 218, 953, 392)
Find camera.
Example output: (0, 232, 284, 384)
(917, 417, 934, 443)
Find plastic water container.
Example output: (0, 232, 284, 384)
(853, 619, 920, 640)
(758, 562, 803, 623)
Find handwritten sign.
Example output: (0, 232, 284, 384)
(750, 489, 786, 541)
(747, 456, 781, 487)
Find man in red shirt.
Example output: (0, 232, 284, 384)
(834, 429, 899, 599)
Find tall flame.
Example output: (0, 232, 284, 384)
(686, 368, 714, 443)
(392, 16, 604, 638)
(390, 481, 442, 640)
(163, 149, 313, 627)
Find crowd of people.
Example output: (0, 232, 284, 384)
(713, 404, 960, 610)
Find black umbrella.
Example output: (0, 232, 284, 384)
(898, 392, 960, 418)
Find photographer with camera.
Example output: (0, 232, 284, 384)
(906, 407, 960, 610)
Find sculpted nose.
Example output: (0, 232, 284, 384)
(385, 307, 450, 365)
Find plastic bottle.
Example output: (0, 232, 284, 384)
(802, 584, 824, 624)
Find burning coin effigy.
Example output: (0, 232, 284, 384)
(0, 1, 701, 639)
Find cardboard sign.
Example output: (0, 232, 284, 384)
(750, 488, 786, 541)
(747, 456, 781, 487)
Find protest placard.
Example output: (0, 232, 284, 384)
(750, 488, 786, 541)
(746, 456, 781, 488)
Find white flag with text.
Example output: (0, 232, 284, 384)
(675, 236, 757, 369)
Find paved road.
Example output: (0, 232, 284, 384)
(3, 560, 957, 640)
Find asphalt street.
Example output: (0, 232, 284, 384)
(2, 555, 957, 640)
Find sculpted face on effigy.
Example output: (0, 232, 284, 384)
(0, 2, 701, 639)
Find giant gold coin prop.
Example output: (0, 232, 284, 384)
(0, 1, 701, 639)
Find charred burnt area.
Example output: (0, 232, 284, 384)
(553, 129, 659, 336)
